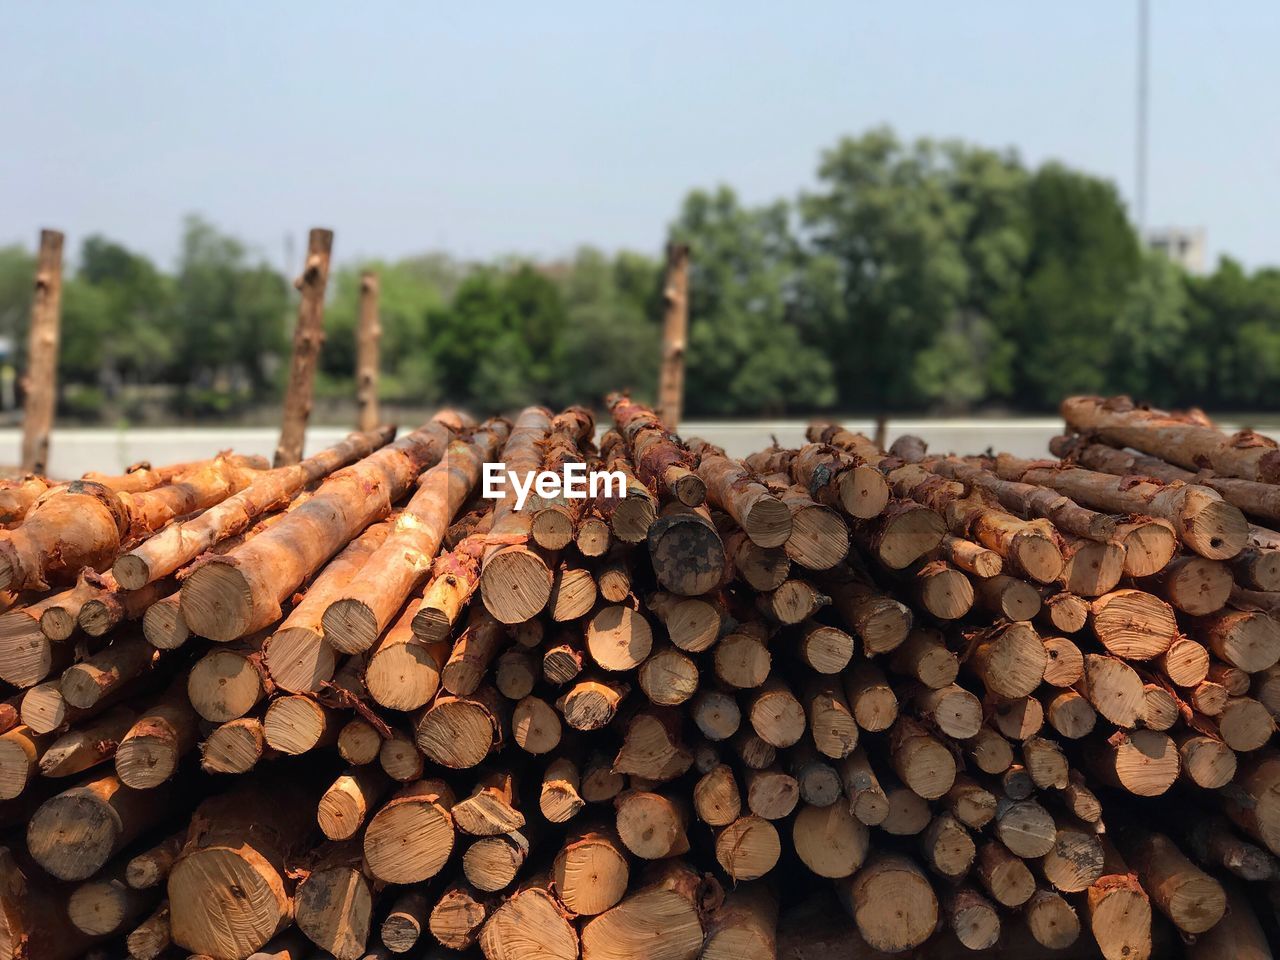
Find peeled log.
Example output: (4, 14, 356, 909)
(182, 420, 450, 641)
(702, 883, 777, 960)
(362, 778, 456, 884)
(552, 826, 630, 916)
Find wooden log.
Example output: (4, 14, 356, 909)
(965, 725, 1015, 775)
(478, 876, 578, 960)
(366, 599, 448, 711)
(843, 661, 899, 733)
(462, 825, 532, 891)
(580, 859, 714, 960)
(59, 630, 156, 710)
(1040, 814, 1105, 893)
(586, 604, 653, 671)
(910, 682, 982, 739)
(115, 683, 198, 788)
(1023, 889, 1081, 950)
(656, 244, 690, 428)
(494, 648, 537, 700)
(1079, 654, 1144, 728)
(806, 676, 858, 760)
(976, 840, 1036, 907)
(1187, 878, 1273, 960)
(880, 777, 932, 836)
(797, 619, 855, 674)
(20, 229, 64, 475)
(793, 801, 869, 879)
(188, 633, 268, 722)
(637, 643, 699, 706)
(839, 748, 889, 826)
(1232, 546, 1280, 591)
(1208, 659, 1252, 695)
(317, 766, 388, 841)
(937, 533, 1003, 578)
(142, 593, 189, 650)
(994, 798, 1056, 858)
(1045, 690, 1097, 739)
(748, 677, 807, 748)
(1118, 831, 1226, 934)
(745, 765, 801, 818)
(1061, 394, 1280, 484)
(541, 631, 585, 686)
(126, 901, 172, 960)
(702, 883, 778, 960)
(67, 862, 156, 938)
(757, 578, 829, 625)
(555, 680, 624, 734)
(539, 756, 585, 823)
(427, 882, 490, 951)
(990, 694, 1043, 740)
(647, 502, 726, 596)
(713, 628, 771, 690)
(716, 816, 781, 880)
(998, 451, 1247, 559)
(200, 715, 268, 774)
(1087, 728, 1180, 796)
(645, 591, 723, 653)
(970, 621, 1048, 700)
(920, 811, 976, 880)
(184, 420, 451, 641)
(946, 887, 1001, 952)
(1083, 841, 1153, 960)
(1192, 608, 1280, 673)
(1219, 695, 1275, 751)
(1141, 683, 1180, 730)
(889, 715, 956, 800)
(322, 426, 504, 652)
(336, 716, 380, 766)
(440, 606, 507, 696)
(263, 694, 336, 755)
(1040, 590, 1089, 634)
(293, 840, 373, 960)
(1090, 589, 1179, 660)
(608, 393, 703, 504)
(789, 442, 890, 521)
(377, 729, 424, 783)
(1186, 815, 1280, 882)
(693, 443, 792, 547)
(1191, 679, 1229, 715)
(1159, 636, 1210, 687)
(1144, 555, 1232, 615)
(549, 826, 632, 918)
(1041, 635, 1084, 687)
(362, 778, 455, 885)
(694, 763, 742, 827)
(114, 428, 393, 590)
(1058, 535, 1125, 597)
(0, 724, 53, 800)
(838, 853, 938, 953)
(691, 688, 741, 742)
(614, 708, 693, 781)
(38, 574, 104, 641)
(166, 780, 312, 958)
(39, 705, 135, 778)
(1223, 749, 1280, 854)
(415, 685, 504, 768)
(973, 572, 1041, 621)
(945, 775, 996, 830)
(274, 227, 334, 465)
(889, 628, 959, 689)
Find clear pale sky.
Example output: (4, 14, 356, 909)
(2, 1, 1276, 273)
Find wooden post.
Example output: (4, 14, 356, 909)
(275, 227, 334, 467)
(21, 229, 64, 475)
(356, 270, 380, 432)
(657, 243, 690, 431)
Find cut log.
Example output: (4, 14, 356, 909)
(637, 644, 699, 706)
(838, 853, 938, 953)
(60, 630, 156, 709)
(1142, 683, 1180, 731)
(945, 775, 996, 830)
(748, 677, 807, 748)
(843, 661, 899, 733)
(889, 628, 959, 689)
(188, 634, 268, 722)
(647, 502, 727, 596)
(608, 393, 703, 504)
(115, 683, 198, 788)
(1090, 589, 1178, 660)
(1041, 635, 1084, 686)
(946, 887, 1000, 952)
(200, 716, 268, 774)
(888, 715, 956, 800)
(1023, 889, 1080, 950)
(1061, 394, 1280, 483)
(183, 420, 450, 640)
(125, 901, 172, 960)
(1040, 814, 1105, 893)
(965, 725, 1014, 775)
(920, 811, 976, 880)
(1058, 535, 1125, 597)
(994, 798, 1056, 858)
(1186, 878, 1273, 960)
(478, 877, 578, 960)
(702, 883, 778, 960)
(317, 766, 388, 841)
(969, 621, 1048, 700)
(366, 600, 447, 711)
(976, 840, 1036, 907)
(1040, 591, 1089, 634)
(715, 816, 781, 880)
(1079, 654, 1144, 728)
(68, 862, 156, 937)
(167, 781, 313, 958)
(275, 228, 334, 466)
(552, 826, 630, 915)
(693, 443, 792, 547)
(263, 694, 336, 755)
(1186, 815, 1280, 882)
(415, 686, 504, 768)
(293, 841, 373, 960)
(362, 778, 456, 884)
(428, 882, 490, 951)
(1223, 749, 1280, 854)
(973, 573, 1041, 622)
(39, 705, 135, 778)
(579, 860, 713, 960)
(1193, 609, 1280, 673)
(792, 801, 869, 878)
(1087, 729, 1180, 796)
(1045, 690, 1097, 739)
(937, 534, 1003, 578)
(1119, 831, 1226, 934)
(1218, 695, 1275, 751)
(1159, 636, 1210, 687)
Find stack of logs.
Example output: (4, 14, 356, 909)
(1, 393, 1278, 960)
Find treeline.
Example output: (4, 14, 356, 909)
(1, 126, 1278, 421)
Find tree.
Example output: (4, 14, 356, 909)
(1002, 164, 1142, 407)
(670, 186, 834, 416)
(1109, 252, 1190, 406)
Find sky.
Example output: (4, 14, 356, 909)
(2, 1, 1277, 274)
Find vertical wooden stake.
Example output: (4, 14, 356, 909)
(356, 270, 381, 432)
(21, 229, 65, 476)
(657, 243, 690, 431)
(275, 228, 334, 467)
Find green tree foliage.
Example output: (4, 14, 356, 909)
(672, 187, 835, 415)
(2, 127, 1278, 421)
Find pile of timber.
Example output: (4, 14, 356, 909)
(0, 393, 1278, 960)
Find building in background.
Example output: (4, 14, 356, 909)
(1148, 226, 1207, 273)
